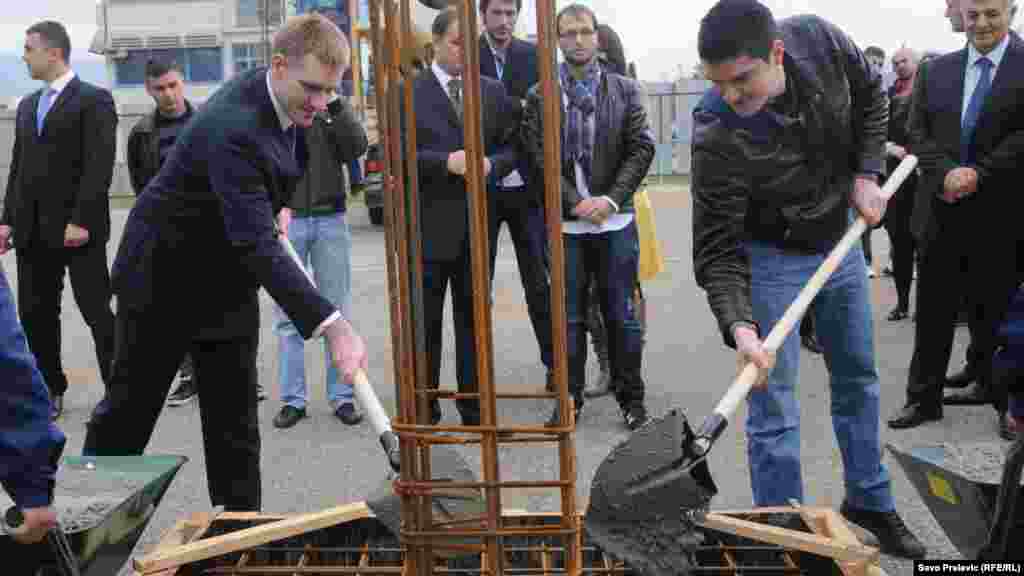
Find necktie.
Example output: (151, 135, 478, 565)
(36, 88, 56, 135)
(494, 52, 505, 80)
(284, 125, 297, 162)
(448, 78, 463, 122)
(961, 57, 993, 163)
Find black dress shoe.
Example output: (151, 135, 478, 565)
(801, 333, 824, 355)
(430, 399, 442, 425)
(840, 502, 927, 559)
(273, 405, 307, 429)
(888, 404, 942, 429)
(50, 395, 64, 421)
(943, 383, 991, 405)
(460, 411, 481, 426)
(886, 307, 909, 321)
(335, 402, 364, 426)
(943, 366, 977, 389)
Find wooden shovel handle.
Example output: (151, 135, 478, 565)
(709, 156, 919, 428)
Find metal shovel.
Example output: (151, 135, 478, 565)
(585, 156, 919, 575)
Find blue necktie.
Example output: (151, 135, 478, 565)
(36, 88, 55, 135)
(961, 57, 993, 163)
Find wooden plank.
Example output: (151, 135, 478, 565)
(129, 510, 218, 576)
(698, 511, 879, 564)
(132, 502, 374, 574)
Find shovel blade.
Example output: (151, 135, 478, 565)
(584, 410, 718, 576)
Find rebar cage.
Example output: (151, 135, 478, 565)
(366, 0, 578, 574)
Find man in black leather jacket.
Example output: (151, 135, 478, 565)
(691, 0, 924, 559)
(522, 3, 654, 431)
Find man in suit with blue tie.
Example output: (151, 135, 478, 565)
(477, 0, 554, 392)
(0, 21, 117, 421)
(82, 13, 370, 511)
(411, 8, 518, 426)
(889, 0, 1024, 435)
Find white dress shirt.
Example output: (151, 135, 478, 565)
(962, 34, 1010, 122)
(48, 69, 76, 99)
(559, 79, 633, 235)
(266, 71, 343, 337)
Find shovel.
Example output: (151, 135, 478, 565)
(281, 233, 486, 551)
(585, 156, 919, 575)
(279, 233, 401, 474)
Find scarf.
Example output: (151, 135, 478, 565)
(561, 60, 600, 188)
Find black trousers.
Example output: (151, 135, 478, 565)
(906, 203, 1018, 413)
(15, 242, 115, 396)
(83, 308, 262, 511)
(883, 184, 917, 312)
(488, 189, 554, 370)
(423, 254, 480, 422)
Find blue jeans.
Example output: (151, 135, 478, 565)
(565, 222, 645, 407)
(745, 240, 894, 512)
(274, 213, 353, 409)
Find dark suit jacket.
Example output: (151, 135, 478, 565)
(478, 36, 538, 101)
(908, 33, 1024, 250)
(2, 76, 117, 249)
(411, 69, 517, 262)
(112, 67, 334, 340)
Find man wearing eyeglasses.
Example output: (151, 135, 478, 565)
(522, 3, 655, 431)
(82, 13, 370, 512)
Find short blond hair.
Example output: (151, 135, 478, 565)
(272, 13, 350, 70)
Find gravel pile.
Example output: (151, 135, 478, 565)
(1, 463, 149, 534)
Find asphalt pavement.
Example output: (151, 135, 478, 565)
(1, 181, 1003, 575)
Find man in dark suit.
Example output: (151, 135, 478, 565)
(412, 8, 517, 426)
(889, 0, 1024, 438)
(82, 13, 369, 511)
(0, 21, 117, 421)
(477, 0, 554, 391)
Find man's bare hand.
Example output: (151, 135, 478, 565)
(324, 317, 369, 384)
(0, 225, 12, 255)
(942, 167, 979, 204)
(276, 207, 293, 237)
(63, 224, 89, 248)
(733, 325, 775, 390)
(885, 142, 907, 160)
(447, 150, 468, 175)
(483, 157, 492, 176)
(850, 177, 886, 227)
(572, 197, 611, 225)
(9, 507, 58, 545)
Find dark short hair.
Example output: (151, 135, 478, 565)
(479, 0, 522, 13)
(145, 58, 183, 80)
(698, 0, 777, 64)
(432, 7, 459, 38)
(597, 24, 627, 76)
(556, 4, 599, 36)
(864, 46, 885, 59)
(26, 21, 71, 63)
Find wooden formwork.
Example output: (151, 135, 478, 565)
(367, 0, 577, 575)
(134, 506, 885, 576)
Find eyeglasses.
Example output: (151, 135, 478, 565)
(559, 29, 596, 40)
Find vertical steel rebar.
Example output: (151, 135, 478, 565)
(534, 0, 578, 573)
(452, 4, 503, 575)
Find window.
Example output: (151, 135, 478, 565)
(238, 0, 283, 28)
(233, 43, 267, 74)
(115, 48, 224, 86)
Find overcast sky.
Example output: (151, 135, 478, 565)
(0, 0, 981, 81)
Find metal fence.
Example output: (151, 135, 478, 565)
(643, 80, 711, 176)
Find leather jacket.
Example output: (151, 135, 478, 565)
(691, 15, 888, 347)
(522, 70, 655, 219)
(126, 100, 195, 196)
